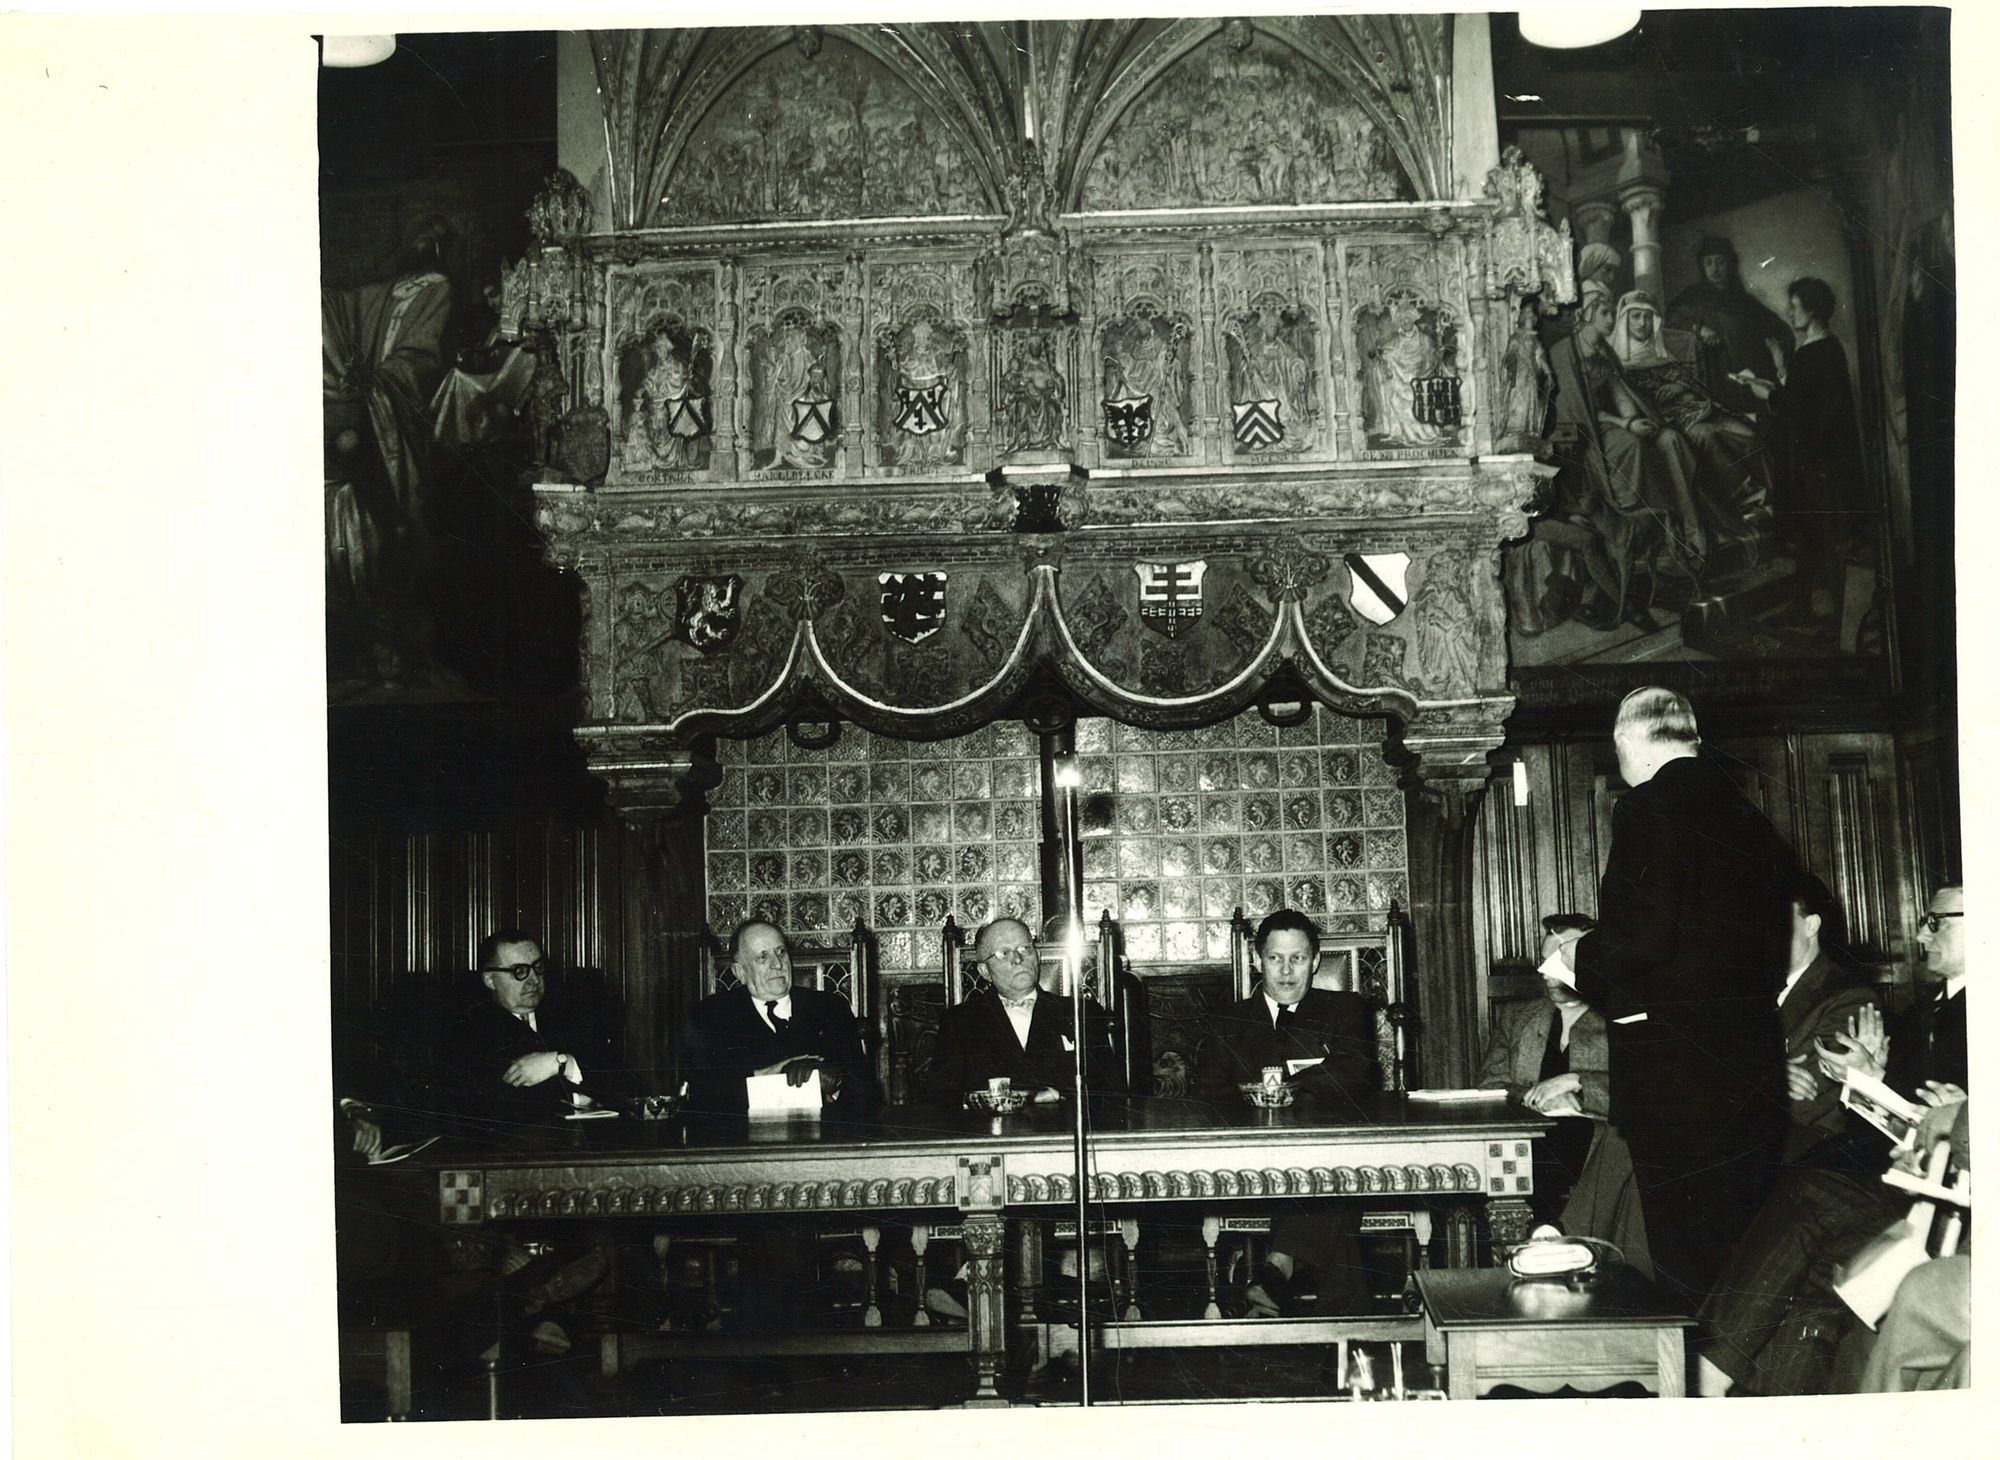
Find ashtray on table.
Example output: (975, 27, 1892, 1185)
(966, 1087, 1031, 1114)
(1238, 1082, 1296, 1108)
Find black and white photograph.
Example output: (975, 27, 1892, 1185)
(4, 3, 1983, 1453)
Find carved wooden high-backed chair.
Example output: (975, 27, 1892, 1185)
(1205, 904, 1428, 1317)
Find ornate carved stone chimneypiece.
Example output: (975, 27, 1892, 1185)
(526, 18, 1572, 1086)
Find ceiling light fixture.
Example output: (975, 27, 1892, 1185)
(1516, 7, 1641, 50)
(320, 35, 397, 68)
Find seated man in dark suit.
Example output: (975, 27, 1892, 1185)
(918, 917, 1120, 1106)
(1200, 908, 1376, 1316)
(1776, 873, 1881, 1164)
(681, 919, 876, 1117)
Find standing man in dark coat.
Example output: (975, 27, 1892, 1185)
(1559, 687, 1797, 1309)
(681, 919, 876, 1118)
(918, 917, 1120, 1105)
(1201, 908, 1378, 1316)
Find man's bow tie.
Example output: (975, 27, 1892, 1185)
(1002, 994, 1037, 1011)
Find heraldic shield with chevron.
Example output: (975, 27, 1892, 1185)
(1344, 551, 1411, 625)
(879, 571, 947, 644)
(662, 392, 712, 440)
(1134, 560, 1208, 638)
(1231, 398, 1285, 449)
(893, 376, 950, 436)
(1103, 395, 1154, 449)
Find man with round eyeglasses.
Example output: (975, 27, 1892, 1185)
(917, 917, 1120, 1106)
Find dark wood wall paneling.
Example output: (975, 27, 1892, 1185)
(1471, 728, 1957, 1030)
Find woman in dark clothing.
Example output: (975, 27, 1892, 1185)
(1736, 277, 1869, 620)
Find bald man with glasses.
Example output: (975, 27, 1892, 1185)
(917, 917, 1122, 1107)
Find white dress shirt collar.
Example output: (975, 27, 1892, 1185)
(1262, 991, 1300, 1026)
(755, 992, 794, 1030)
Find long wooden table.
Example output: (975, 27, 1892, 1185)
(403, 1092, 1547, 1405)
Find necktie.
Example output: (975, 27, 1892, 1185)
(1274, 1004, 1298, 1038)
(766, 1000, 789, 1035)
(1542, 1008, 1570, 1078)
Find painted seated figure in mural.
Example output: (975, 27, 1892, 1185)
(1666, 234, 1793, 421)
(1609, 290, 1774, 562)
(1540, 280, 1711, 631)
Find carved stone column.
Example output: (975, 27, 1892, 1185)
(1621, 185, 1667, 303)
(1569, 200, 1619, 249)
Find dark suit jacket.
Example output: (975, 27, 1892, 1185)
(1475, 1000, 1611, 1119)
(1779, 949, 1879, 1160)
(681, 985, 876, 1116)
(408, 991, 618, 1136)
(1198, 988, 1376, 1109)
(917, 989, 1119, 1106)
(1571, 752, 1796, 1138)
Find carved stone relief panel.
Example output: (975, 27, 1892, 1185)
(658, 36, 985, 225)
(1091, 250, 1200, 463)
(1080, 28, 1412, 211)
(992, 330, 1073, 461)
(742, 263, 850, 479)
(867, 259, 980, 474)
(1338, 239, 1472, 460)
(1213, 244, 1329, 458)
(605, 266, 720, 484)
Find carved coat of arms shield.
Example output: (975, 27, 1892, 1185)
(674, 573, 744, 654)
(663, 392, 712, 440)
(893, 375, 950, 436)
(1134, 559, 1208, 639)
(1231, 399, 1286, 449)
(879, 571, 948, 644)
(1344, 551, 1411, 626)
(1102, 395, 1154, 449)
(790, 392, 836, 444)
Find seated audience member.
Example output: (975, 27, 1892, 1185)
(1200, 909, 1376, 1317)
(1476, 914, 1648, 1274)
(1777, 873, 1881, 1163)
(918, 916, 1120, 1106)
(681, 919, 876, 1117)
(1695, 883, 1968, 1397)
(1843, 1099, 1970, 1392)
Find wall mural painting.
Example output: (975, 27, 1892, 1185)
(1507, 222, 1889, 677)
(659, 39, 984, 224)
(609, 271, 717, 480)
(1082, 29, 1411, 212)
(995, 331, 1070, 458)
(1343, 244, 1466, 458)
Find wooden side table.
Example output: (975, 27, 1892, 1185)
(1416, 1264, 1693, 1398)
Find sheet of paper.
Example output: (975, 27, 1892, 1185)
(1285, 1057, 1324, 1076)
(746, 1069, 822, 1117)
(1536, 945, 1577, 990)
(1407, 1088, 1509, 1102)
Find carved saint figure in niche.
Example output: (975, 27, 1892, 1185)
(1100, 311, 1190, 457)
(1223, 298, 1316, 451)
(997, 331, 1067, 455)
(1498, 298, 1552, 441)
(877, 315, 966, 469)
(1412, 554, 1481, 694)
(753, 318, 841, 471)
(616, 320, 713, 473)
(1357, 289, 1456, 450)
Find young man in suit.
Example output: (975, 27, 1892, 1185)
(1201, 908, 1377, 1316)
(917, 916, 1119, 1105)
(680, 918, 876, 1117)
(1558, 686, 1797, 1310)
(1776, 873, 1881, 1163)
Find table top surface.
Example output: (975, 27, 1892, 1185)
(385, 1092, 1549, 1169)
(1416, 1264, 1693, 1330)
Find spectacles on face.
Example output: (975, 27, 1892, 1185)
(484, 961, 547, 983)
(1920, 911, 1963, 934)
(982, 944, 1036, 966)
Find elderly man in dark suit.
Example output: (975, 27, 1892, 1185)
(1201, 908, 1376, 1316)
(918, 916, 1119, 1105)
(681, 919, 876, 1117)
(1558, 686, 1798, 1309)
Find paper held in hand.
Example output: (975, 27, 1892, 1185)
(747, 1068, 823, 1118)
(1839, 1069, 1924, 1146)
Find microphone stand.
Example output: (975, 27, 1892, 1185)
(1055, 753, 1092, 1406)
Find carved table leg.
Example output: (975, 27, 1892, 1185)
(861, 1224, 882, 1328)
(1487, 1197, 1533, 1256)
(1016, 1219, 1044, 1324)
(911, 1224, 931, 1327)
(963, 1213, 1008, 1407)
(1118, 1219, 1142, 1320)
(1201, 1215, 1222, 1319)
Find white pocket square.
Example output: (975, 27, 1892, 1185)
(1612, 1012, 1649, 1025)
(1061, 1035, 1076, 1051)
